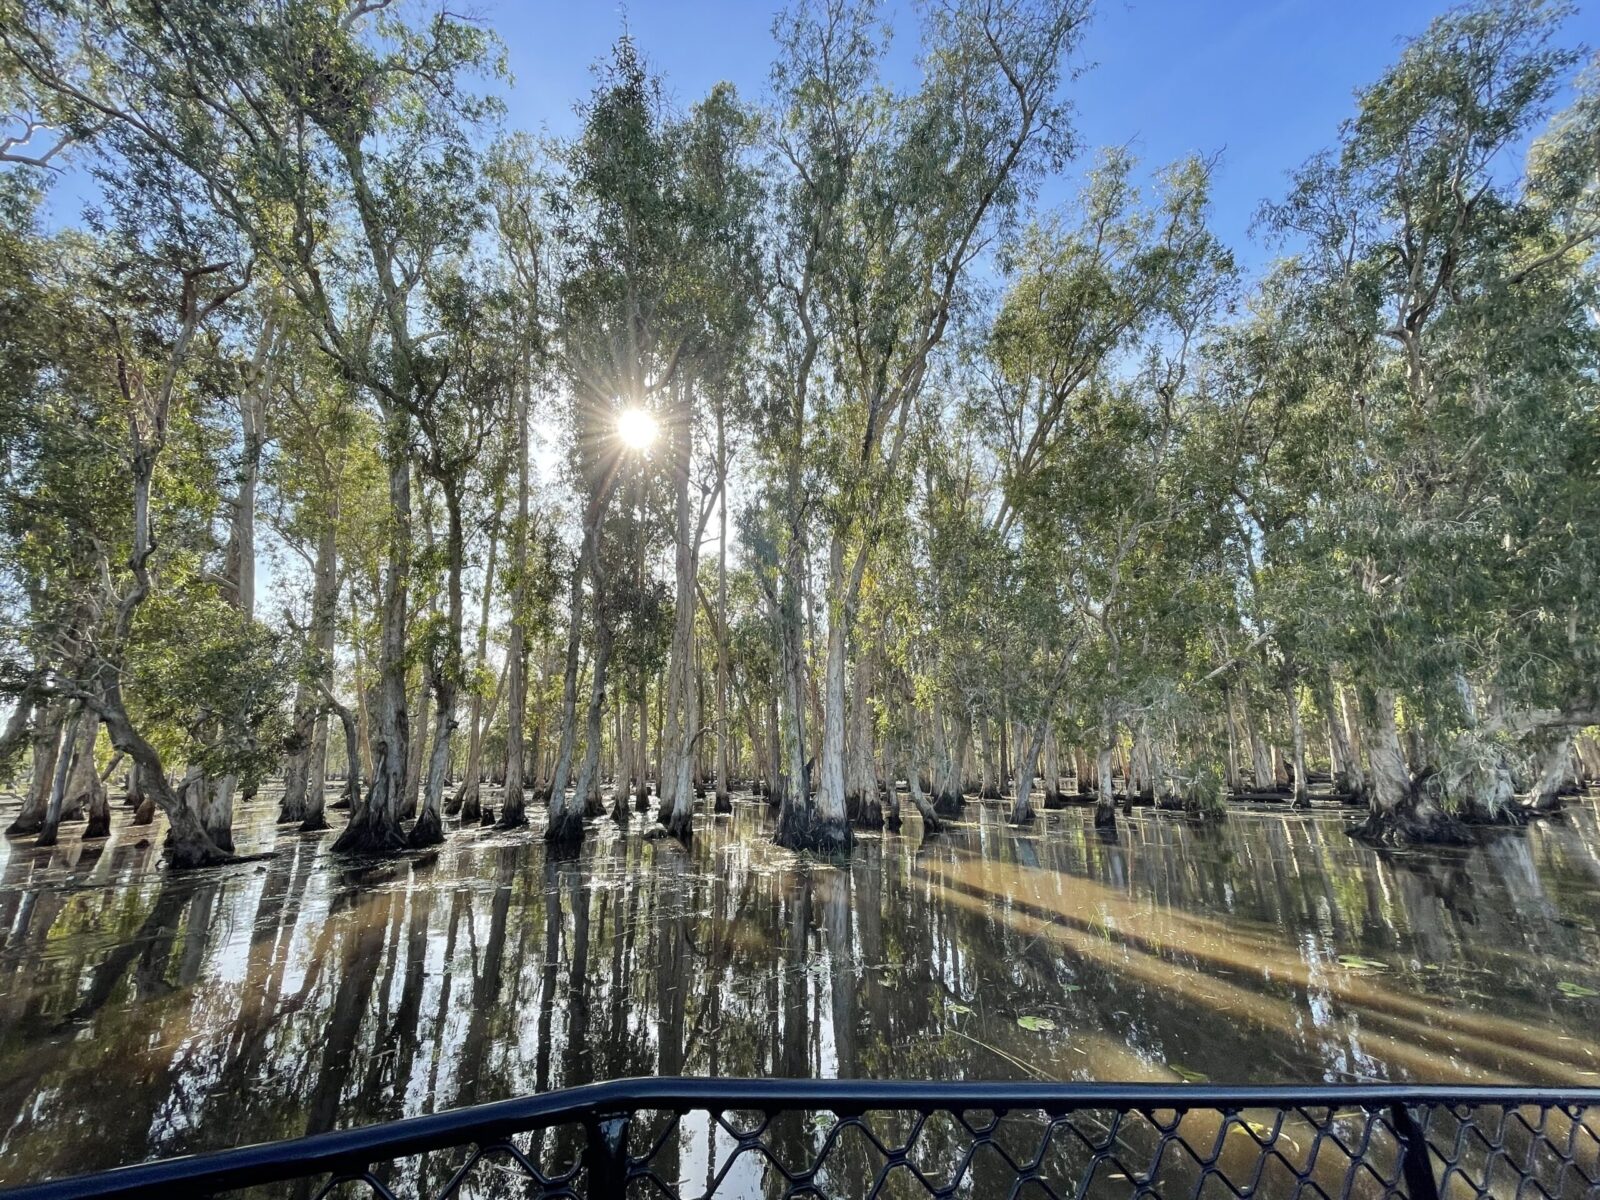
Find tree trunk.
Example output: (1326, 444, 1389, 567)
(1530, 730, 1576, 812)
(812, 533, 851, 834)
(8, 701, 62, 837)
(765, 692, 783, 808)
(1222, 684, 1242, 794)
(1042, 727, 1063, 808)
(35, 706, 83, 848)
(94, 677, 231, 867)
(550, 539, 609, 846)
(978, 717, 1000, 800)
(634, 670, 651, 811)
(556, 579, 610, 847)
(452, 521, 498, 820)
(847, 639, 881, 828)
(300, 514, 339, 833)
(279, 696, 315, 825)
(904, 704, 942, 834)
(772, 533, 822, 847)
(400, 673, 429, 821)
(1244, 693, 1273, 789)
(1094, 710, 1118, 830)
(129, 762, 153, 825)
(332, 440, 412, 855)
(78, 714, 112, 839)
(411, 487, 467, 848)
(497, 379, 533, 830)
(661, 393, 699, 842)
(1322, 672, 1365, 798)
(212, 339, 268, 852)
(1009, 719, 1038, 824)
(1349, 687, 1465, 844)
(713, 404, 732, 815)
(1286, 674, 1309, 808)
(542, 560, 586, 829)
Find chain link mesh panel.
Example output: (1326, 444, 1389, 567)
(6, 1081, 1597, 1200)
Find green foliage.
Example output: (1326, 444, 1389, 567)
(127, 579, 293, 779)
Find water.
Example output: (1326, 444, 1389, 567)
(1, 793, 1598, 1188)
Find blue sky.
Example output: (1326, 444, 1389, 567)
(486, 0, 1598, 274)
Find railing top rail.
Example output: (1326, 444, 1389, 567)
(4, 1076, 1598, 1200)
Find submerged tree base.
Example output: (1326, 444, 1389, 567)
(664, 806, 693, 843)
(713, 790, 733, 814)
(1347, 801, 1472, 847)
(448, 778, 479, 818)
(774, 808, 851, 855)
(545, 809, 586, 846)
(847, 791, 884, 829)
(407, 810, 444, 848)
(162, 834, 234, 870)
(332, 812, 408, 855)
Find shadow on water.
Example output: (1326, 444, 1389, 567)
(1, 789, 1599, 1187)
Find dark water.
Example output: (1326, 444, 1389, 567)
(1, 792, 1599, 1189)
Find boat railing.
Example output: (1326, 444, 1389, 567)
(3, 1077, 1597, 1199)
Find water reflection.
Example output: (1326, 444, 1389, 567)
(1, 793, 1598, 1186)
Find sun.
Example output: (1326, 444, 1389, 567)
(617, 406, 658, 450)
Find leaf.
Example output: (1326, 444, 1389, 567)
(1557, 981, 1599, 999)
(1016, 1015, 1056, 1032)
(1336, 954, 1388, 972)
(1170, 1064, 1209, 1082)
(947, 1002, 974, 1015)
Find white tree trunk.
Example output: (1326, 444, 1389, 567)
(497, 381, 532, 829)
(815, 533, 849, 828)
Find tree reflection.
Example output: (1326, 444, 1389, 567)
(0, 797, 1598, 1187)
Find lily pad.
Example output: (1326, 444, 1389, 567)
(1557, 981, 1599, 999)
(1336, 954, 1388, 972)
(1016, 1015, 1056, 1032)
(1170, 1064, 1209, 1083)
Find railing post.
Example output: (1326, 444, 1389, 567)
(584, 1111, 631, 1195)
(1389, 1102, 1440, 1200)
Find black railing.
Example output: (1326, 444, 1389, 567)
(3, 1078, 1598, 1199)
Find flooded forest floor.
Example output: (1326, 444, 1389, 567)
(1, 788, 1599, 1187)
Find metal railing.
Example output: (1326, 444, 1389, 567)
(3, 1077, 1598, 1199)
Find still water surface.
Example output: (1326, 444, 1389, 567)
(1, 793, 1598, 1187)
